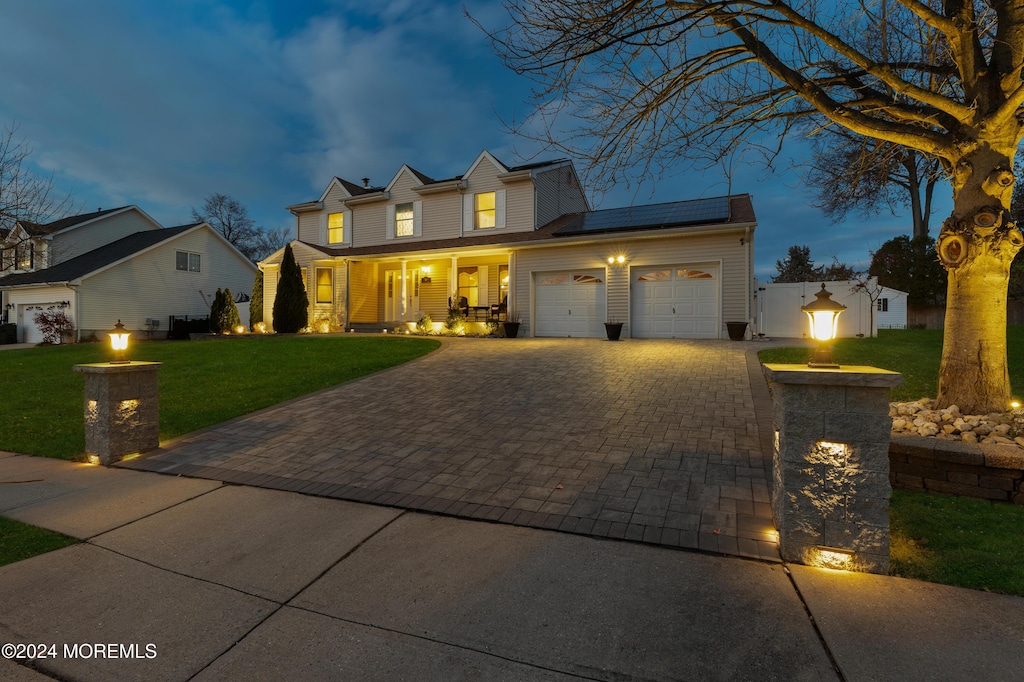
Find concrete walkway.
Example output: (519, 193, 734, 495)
(3, 453, 1024, 681)
(123, 338, 780, 561)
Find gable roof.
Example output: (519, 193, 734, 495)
(0, 224, 198, 287)
(14, 205, 161, 238)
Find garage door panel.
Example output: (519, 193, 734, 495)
(535, 270, 605, 338)
(632, 265, 719, 339)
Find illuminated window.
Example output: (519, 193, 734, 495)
(395, 203, 414, 237)
(315, 268, 333, 304)
(175, 251, 201, 272)
(458, 266, 479, 306)
(499, 264, 509, 301)
(327, 213, 344, 244)
(637, 270, 670, 282)
(475, 192, 496, 229)
(538, 274, 568, 286)
(573, 274, 602, 284)
(15, 242, 33, 270)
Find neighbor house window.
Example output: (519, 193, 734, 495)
(475, 192, 496, 229)
(327, 212, 344, 244)
(395, 203, 414, 237)
(176, 251, 201, 272)
(315, 267, 333, 304)
(16, 242, 33, 270)
(877, 298, 889, 312)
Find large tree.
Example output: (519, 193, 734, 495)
(485, 0, 1024, 413)
(192, 193, 290, 262)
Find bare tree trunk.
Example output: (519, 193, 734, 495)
(905, 155, 925, 240)
(935, 143, 1024, 413)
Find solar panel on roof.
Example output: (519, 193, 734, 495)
(554, 196, 730, 235)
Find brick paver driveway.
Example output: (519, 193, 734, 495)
(125, 337, 780, 561)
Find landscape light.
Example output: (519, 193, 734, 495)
(108, 320, 131, 364)
(801, 285, 846, 368)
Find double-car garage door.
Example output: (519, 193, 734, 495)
(533, 264, 720, 338)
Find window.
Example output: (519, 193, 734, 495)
(877, 298, 889, 312)
(176, 251, 201, 272)
(315, 268, 333, 304)
(15, 242, 32, 270)
(498, 264, 509, 302)
(475, 192, 496, 229)
(327, 213, 344, 244)
(458, 266, 479, 306)
(395, 203, 414, 237)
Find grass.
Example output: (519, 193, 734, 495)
(759, 327, 1024, 595)
(0, 335, 439, 460)
(0, 516, 77, 567)
(758, 326, 1024, 403)
(890, 488, 1024, 595)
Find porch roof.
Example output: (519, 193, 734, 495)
(299, 194, 755, 259)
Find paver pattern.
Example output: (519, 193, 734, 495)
(125, 337, 781, 560)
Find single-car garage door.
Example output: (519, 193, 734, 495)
(18, 304, 53, 344)
(534, 270, 606, 337)
(631, 265, 720, 338)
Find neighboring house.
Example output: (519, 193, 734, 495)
(259, 150, 757, 339)
(0, 206, 164, 322)
(0, 222, 257, 343)
(753, 278, 908, 338)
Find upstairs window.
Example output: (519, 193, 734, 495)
(475, 192, 496, 229)
(176, 251, 201, 272)
(327, 213, 344, 244)
(395, 203, 414, 237)
(15, 242, 33, 270)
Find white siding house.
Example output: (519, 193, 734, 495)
(0, 223, 257, 343)
(261, 151, 757, 339)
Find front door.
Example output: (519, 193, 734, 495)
(385, 269, 419, 322)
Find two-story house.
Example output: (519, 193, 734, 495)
(259, 150, 757, 339)
(0, 206, 257, 343)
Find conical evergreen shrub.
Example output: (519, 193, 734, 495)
(273, 244, 308, 333)
(209, 288, 225, 333)
(250, 270, 264, 329)
(220, 288, 242, 332)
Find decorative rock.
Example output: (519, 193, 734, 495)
(1016, 437, 1024, 448)
(962, 432, 978, 444)
(890, 399, 1023, 452)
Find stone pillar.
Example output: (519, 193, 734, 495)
(73, 362, 161, 466)
(762, 364, 902, 574)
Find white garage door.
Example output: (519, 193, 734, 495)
(18, 304, 49, 344)
(631, 265, 720, 338)
(534, 270, 606, 337)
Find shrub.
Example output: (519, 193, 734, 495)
(208, 288, 225, 333)
(417, 313, 433, 333)
(32, 308, 75, 345)
(219, 288, 242, 333)
(273, 244, 308, 333)
(250, 270, 264, 329)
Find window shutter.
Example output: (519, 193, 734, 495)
(463, 194, 474, 233)
(413, 201, 423, 237)
(385, 205, 396, 240)
(495, 190, 506, 229)
(342, 209, 353, 245)
(319, 215, 327, 244)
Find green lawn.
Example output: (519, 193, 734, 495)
(0, 516, 77, 567)
(760, 327, 1024, 595)
(0, 335, 439, 460)
(758, 327, 1024, 402)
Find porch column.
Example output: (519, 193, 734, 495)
(450, 256, 458, 303)
(400, 260, 408, 321)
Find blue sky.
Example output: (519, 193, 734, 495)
(0, 0, 950, 278)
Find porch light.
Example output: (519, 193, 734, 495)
(108, 320, 131, 364)
(801, 284, 845, 368)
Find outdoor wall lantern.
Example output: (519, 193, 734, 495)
(801, 284, 846, 368)
(606, 255, 626, 265)
(108, 320, 131, 364)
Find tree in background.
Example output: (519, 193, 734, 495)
(250, 269, 264, 329)
(869, 235, 947, 306)
(192, 193, 290, 263)
(272, 244, 308, 334)
(0, 122, 78, 271)
(805, 130, 941, 239)
(773, 246, 857, 283)
(485, 1, 1024, 413)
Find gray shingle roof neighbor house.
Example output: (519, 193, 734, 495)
(0, 225, 198, 287)
(17, 206, 132, 236)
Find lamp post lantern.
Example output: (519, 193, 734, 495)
(108, 320, 131, 364)
(801, 284, 846, 368)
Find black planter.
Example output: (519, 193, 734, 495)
(604, 323, 623, 341)
(726, 321, 748, 341)
(502, 321, 521, 338)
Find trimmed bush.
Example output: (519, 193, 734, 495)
(219, 288, 242, 332)
(209, 288, 225, 333)
(250, 270, 264, 329)
(273, 244, 308, 333)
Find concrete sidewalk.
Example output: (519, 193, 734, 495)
(2, 454, 1023, 681)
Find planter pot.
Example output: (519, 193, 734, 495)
(604, 323, 623, 341)
(502, 321, 521, 338)
(726, 321, 748, 341)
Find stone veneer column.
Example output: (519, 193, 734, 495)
(762, 364, 902, 574)
(73, 362, 161, 466)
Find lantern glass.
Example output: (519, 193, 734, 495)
(108, 320, 131, 363)
(805, 309, 839, 342)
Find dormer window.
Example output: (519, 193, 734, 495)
(395, 203, 414, 237)
(327, 213, 344, 244)
(475, 192, 496, 229)
(16, 242, 33, 270)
